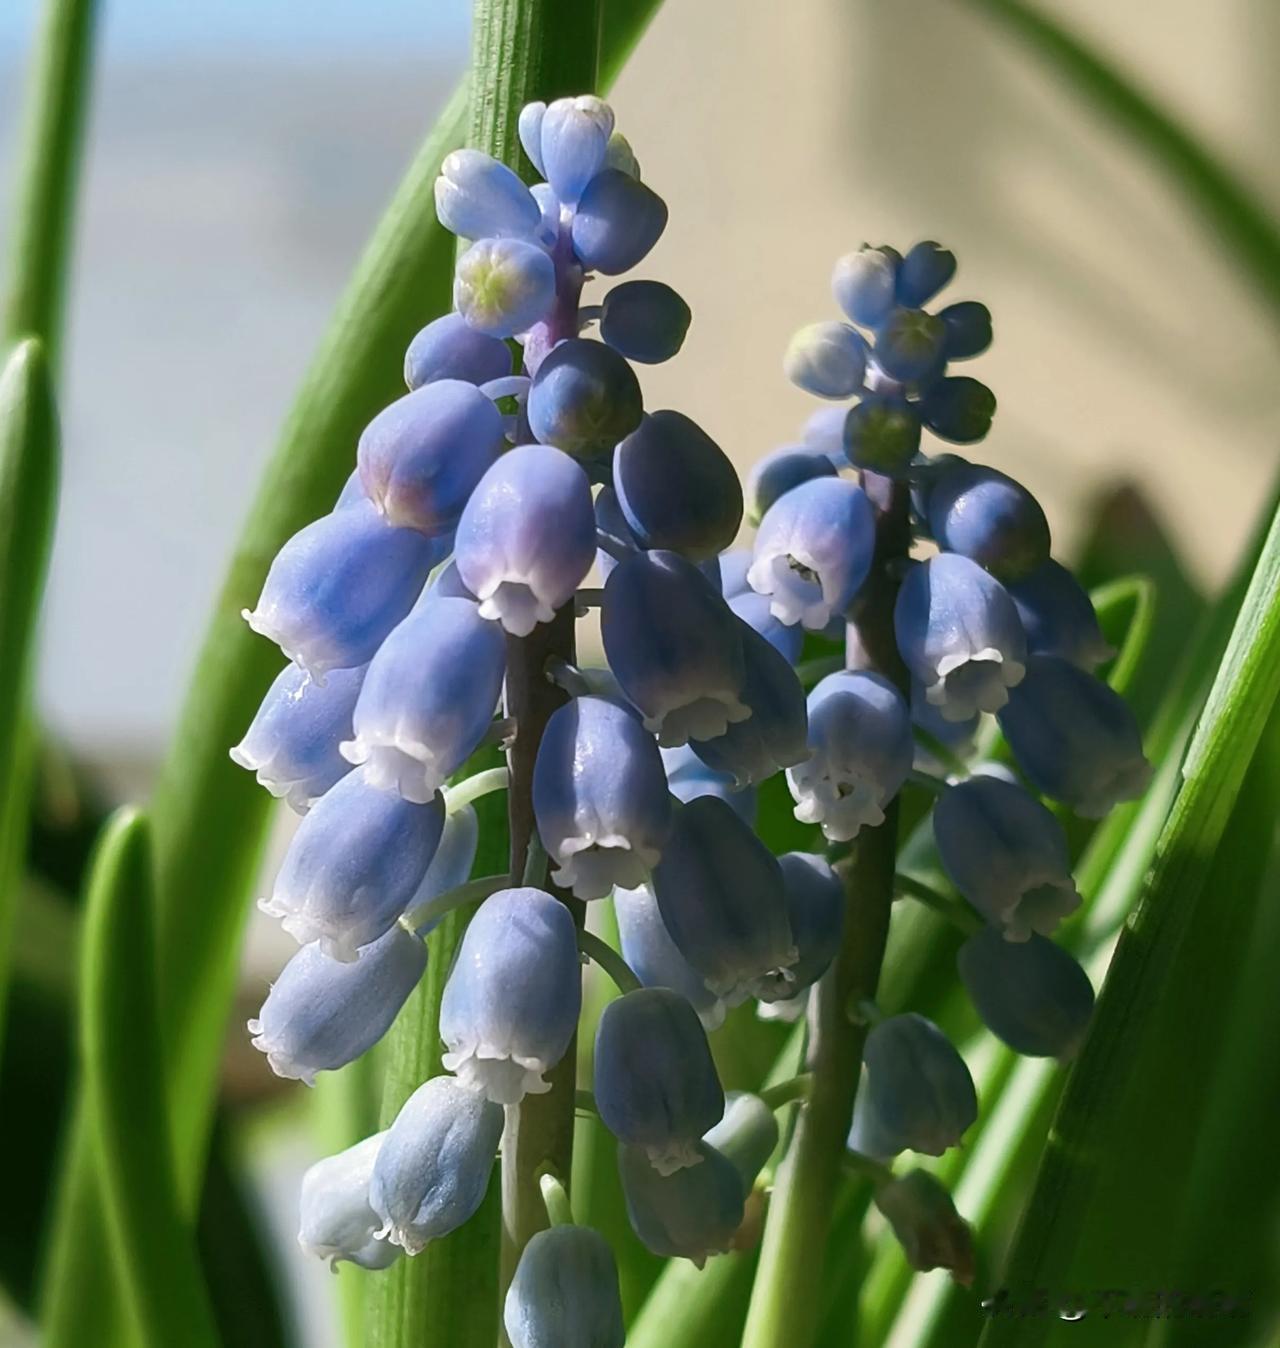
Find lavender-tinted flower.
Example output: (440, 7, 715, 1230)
(434, 147, 543, 240)
(832, 246, 899, 328)
(249, 924, 427, 1085)
(230, 661, 365, 812)
(526, 338, 643, 457)
(775, 852, 844, 993)
(407, 804, 480, 936)
(533, 695, 672, 899)
(717, 547, 753, 600)
(894, 552, 1027, 721)
(618, 1141, 744, 1266)
(874, 1170, 975, 1286)
(599, 279, 691, 364)
(455, 443, 596, 635)
(403, 312, 513, 391)
(613, 410, 742, 561)
(787, 671, 913, 841)
(689, 621, 808, 787)
(744, 443, 838, 526)
(357, 379, 506, 537)
(517, 101, 548, 175)
(439, 887, 582, 1103)
(1006, 559, 1113, 671)
(998, 654, 1151, 816)
(260, 767, 445, 960)
(614, 884, 725, 1030)
(298, 1133, 398, 1271)
(895, 241, 957, 308)
(454, 237, 557, 337)
(370, 1076, 504, 1255)
(958, 926, 1094, 1058)
(504, 1226, 625, 1348)
(933, 775, 1080, 940)
(242, 500, 438, 680)
(925, 462, 1050, 581)
(601, 549, 749, 746)
(862, 1013, 977, 1156)
(783, 321, 868, 399)
(341, 597, 506, 802)
(650, 795, 796, 1004)
(802, 404, 853, 461)
(748, 476, 875, 629)
(595, 988, 725, 1174)
(539, 95, 614, 205)
(727, 590, 804, 665)
(571, 169, 668, 275)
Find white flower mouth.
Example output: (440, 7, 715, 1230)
(788, 763, 886, 842)
(441, 1042, 553, 1105)
(1075, 756, 1154, 819)
(475, 576, 557, 637)
(645, 695, 752, 749)
(551, 836, 656, 900)
(995, 878, 1080, 942)
(748, 552, 831, 630)
(229, 742, 321, 813)
(640, 1139, 705, 1177)
(706, 946, 800, 1006)
(258, 895, 367, 963)
(340, 737, 448, 805)
(247, 1018, 317, 1086)
(242, 606, 342, 683)
(926, 648, 1025, 721)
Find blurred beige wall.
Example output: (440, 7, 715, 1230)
(607, 0, 1280, 586)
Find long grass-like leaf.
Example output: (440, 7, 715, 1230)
(0, 340, 59, 1051)
(74, 810, 218, 1348)
(3, 0, 99, 362)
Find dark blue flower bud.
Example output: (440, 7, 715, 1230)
(299, 1133, 398, 1271)
(1006, 559, 1113, 671)
(776, 852, 844, 993)
(599, 279, 691, 364)
(504, 1225, 625, 1348)
(434, 148, 543, 241)
(613, 410, 742, 561)
(873, 308, 946, 383)
(404, 312, 513, 390)
(926, 463, 1049, 580)
(614, 884, 725, 1030)
(894, 553, 1027, 721)
(748, 477, 875, 630)
(533, 695, 672, 899)
(843, 393, 922, 475)
(231, 661, 365, 812)
(526, 338, 643, 457)
(260, 769, 445, 960)
(832, 247, 899, 328)
(455, 444, 596, 634)
(958, 926, 1094, 1058)
(358, 379, 507, 536)
(784, 321, 868, 399)
(998, 655, 1151, 816)
(919, 376, 996, 445)
(370, 1076, 504, 1254)
(650, 795, 796, 1004)
(690, 621, 808, 787)
(744, 443, 838, 526)
(895, 242, 956, 308)
(440, 887, 582, 1103)
(249, 924, 427, 1084)
(243, 501, 438, 679)
(539, 96, 614, 205)
(788, 671, 913, 841)
(595, 988, 725, 1174)
(601, 550, 749, 746)
(863, 1013, 977, 1156)
(342, 597, 507, 802)
(933, 775, 1080, 939)
(618, 1141, 744, 1266)
(937, 301, 992, 360)
(571, 169, 668, 274)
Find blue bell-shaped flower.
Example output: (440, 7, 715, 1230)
(403, 311, 513, 391)
(862, 1013, 977, 1156)
(298, 1133, 398, 1271)
(504, 1225, 625, 1348)
(614, 884, 725, 1030)
(434, 148, 543, 241)
(618, 1141, 744, 1267)
(776, 851, 844, 994)
(1006, 559, 1114, 671)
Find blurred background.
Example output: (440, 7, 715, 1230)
(1, 0, 1276, 1342)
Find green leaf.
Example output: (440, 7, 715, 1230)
(73, 810, 218, 1348)
(978, 488, 1280, 1346)
(953, 0, 1280, 316)
(3, 0, 99, 363)
(0, 340, 59, 1053)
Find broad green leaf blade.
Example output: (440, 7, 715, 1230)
(0, 340, 59, 1052)
(75, 810, 218, 1348)
(3, 0, 99, 363)
(979, 491, 1280, 1346)
(953, 0, 1280, 316)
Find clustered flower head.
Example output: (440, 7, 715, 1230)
(233, 96, 1151, 1324)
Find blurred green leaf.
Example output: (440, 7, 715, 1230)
(952, 0, 1280, 315)
(978, 487, 1280, 1346)
(0, 340, 59, 1053)
(71, 810, 218, 1348)
(3, 0, 99, 363)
